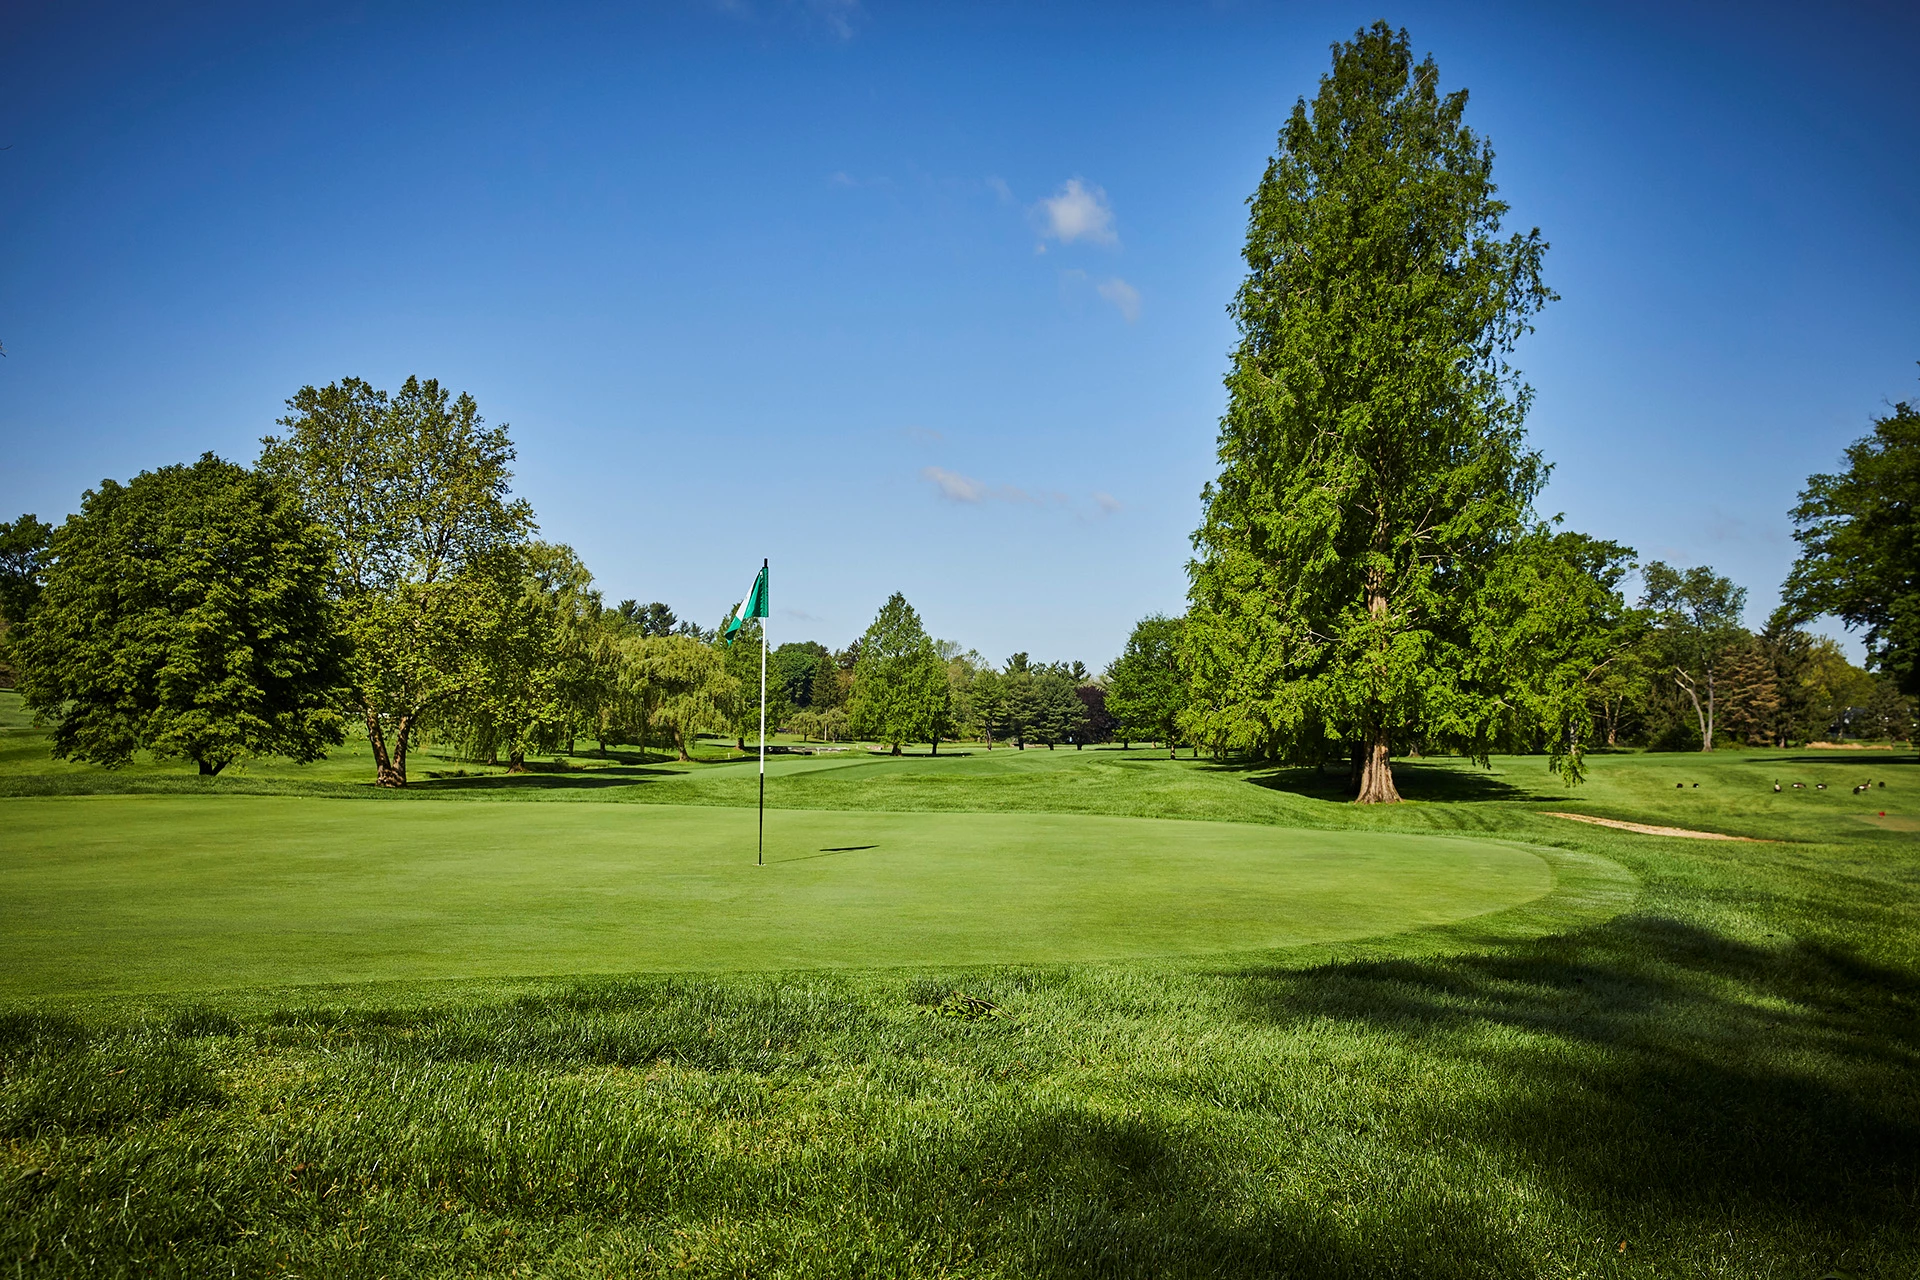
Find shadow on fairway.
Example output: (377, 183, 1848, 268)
(1216, 915, 1920, 1238)
(407, 766, 678, 792)
(1225, 760, 1555, 804)
(772, 845, 880, 864)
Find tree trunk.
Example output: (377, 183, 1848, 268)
(891, 742, 901, 755)
(508, 748, 526, 774)
(196, 758, 221, 776)
(365, 705, 408, 787)
(930, 738, 938, 755)
(1703, 664, 1717, 752)
(1354, 726, 1400, 804)
(388, 717, 412, 787)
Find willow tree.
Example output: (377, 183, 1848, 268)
(1186, 23, 1553, 803)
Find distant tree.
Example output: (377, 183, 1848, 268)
(970, 666, 1006, 748)
(813, 650, 847, 711)
(1107, 615, 1188, 757)
(443, 542, 601, 770)
(1640, 562, 1747, 752)
(1785, 391, 1920, 697)
(616, 599, 680, 638)
(718, 618, 788, 750)
(1074, 683, 1116, 747)
(642, 634, 734, 761)
(1718, 637, 1783, 747)
(1184, 24, 1553, 802)
(0, 512, 53, 686)
(1861, 677, 1914, 743)
(997, 653, 1040, 749)
(1026, 666, 1087, 749)
(260, 376, 534, 786)
(847, 593, 951, 754)
(770, 640, 832, 717)
(11, 455, 345, 774)
(0, 512, 51, 629)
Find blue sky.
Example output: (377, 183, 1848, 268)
(2, 0, 1916, 668)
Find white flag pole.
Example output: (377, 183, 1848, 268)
(758, 558, 768, 866)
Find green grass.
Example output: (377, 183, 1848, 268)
(1, 691, 1916, 1277)
(0, 797, 1616, 997)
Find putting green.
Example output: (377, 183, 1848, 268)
(0, 796, 1615, 996)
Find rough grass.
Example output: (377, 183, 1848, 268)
(1, 693, 1915, 1277)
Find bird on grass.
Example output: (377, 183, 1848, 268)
(1773, 781, 1782, 792)
(1816, 783, 1827, 790)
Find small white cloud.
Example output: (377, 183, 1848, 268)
(807, 0, 859, 39)
(921, 466, 1038, 506)
(923, 466, 987, 503)
(986, 175, 1014, 205)
(1096, 277, 1141, 322)
(1093, 491, 1122, 515)
(1036, 178, 1118, 247)
(903, 426, 944, 445)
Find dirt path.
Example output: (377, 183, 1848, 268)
(1540, 811, 1767, 842)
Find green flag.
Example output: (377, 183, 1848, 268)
(722, 562, 769, 646)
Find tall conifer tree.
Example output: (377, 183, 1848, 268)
(1186, 23, 1552, 802)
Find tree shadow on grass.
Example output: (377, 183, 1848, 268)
(1222, 759, 1557, 804)
(1214, 914, 1920, 1246)
(406, 766, 682, 792)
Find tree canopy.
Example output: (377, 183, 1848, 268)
(11, 455, 344, 774)
(847, 593, 951, 754)
(1107, 615, 1188, 755)
(1784, 393, 1920, 697)
(1184, 22, 1554, 802)
(260, 375, 534, 785)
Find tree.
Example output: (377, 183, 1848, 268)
(719, 619, 786, 750)
(1784, 391, 1920, 697)
(970, 666, 1006, 748)
(1027, 665, 1087, 749)
(1640, 562, 1747, 751)
(847, 593, 951, 753)
(615, 599, 680, 638)
(0, 512, 52, 686)
(642, 634, 734, 761)
(1184, 24, 1554, 803)
(260, 376, 534, 786)
(1074, 683, 1117, 747)
(442, 542, 600, 770)
(1106, 615, 1188, 757)
(1718, 637, 1783, 747)
(11, 455, 345, 774)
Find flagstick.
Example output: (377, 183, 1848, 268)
(758, 557, 768, 866)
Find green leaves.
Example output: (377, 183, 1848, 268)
(1187, 23, 1557, 794)
(1785, 397, 1920, 697)
(11, 455, 346, 775)
(848, 593, 951, 752)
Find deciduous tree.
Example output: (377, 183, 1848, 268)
(11, 455, 344, 774)
(1640, 561, 1747, 752)
(260, 376, 534, 785)
(1107, 615, 1188, 757)
(1784, 392, 1920, 697)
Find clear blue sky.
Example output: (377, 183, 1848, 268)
(3, 0, 1915, 668)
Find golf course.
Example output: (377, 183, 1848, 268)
(2, 690, 1915, 1277)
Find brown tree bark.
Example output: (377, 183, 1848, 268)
(364, 704, 409, 787)
(1354, 726, 1401, 804)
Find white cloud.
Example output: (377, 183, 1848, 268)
(1036, 178, 1118, 247)
(986, 175, 1014, 205)
(1096, 276, 1142, 322)
(1093, 491, 1123, 515)
(921, 466, 1036, 505)
(903, 425, 944, 445)
(923, 466, 987, 503)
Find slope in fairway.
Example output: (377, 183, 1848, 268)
(1, 796, 1574, 996)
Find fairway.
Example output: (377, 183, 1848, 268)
(0, 796, 1586, 996)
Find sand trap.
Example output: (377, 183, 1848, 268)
(1541, 811, 1766, 842)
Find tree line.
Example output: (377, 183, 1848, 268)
(0, 378, 1163, 781)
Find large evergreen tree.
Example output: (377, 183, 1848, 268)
(12, 455, 345, 775)
(1185, 23, 1553, 802)
(847, 593, 951, 754)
